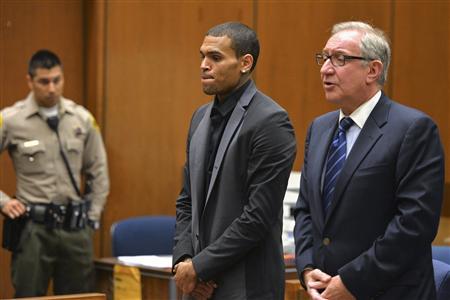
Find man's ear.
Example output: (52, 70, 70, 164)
(366, 60, 383, 84)
(240, 54, 254, 74)
(26, 74, 33, 90)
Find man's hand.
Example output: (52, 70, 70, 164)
(320, 275, 355, 300)
(304, 268, 332, 300)
(174, 258, 198, 295)
(1, 199, 26, 219)
(190, 280, 217, 300)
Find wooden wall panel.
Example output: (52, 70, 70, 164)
(390, 1, 449, 214)
(84, 0, 106, 126)
(84, 0, 107, 262)
(1, 1, 450, 297)
(256, 1, 392, 171)
(0, 0, 84, 297)
(101, 1, 254, 256)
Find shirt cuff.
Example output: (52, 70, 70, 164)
(299, 265, 315, 290)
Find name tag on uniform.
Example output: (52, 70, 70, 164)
(23, 140, 40, 148)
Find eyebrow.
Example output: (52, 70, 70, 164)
(200, 47, 223, 55)
(322, 49, 347, 54)
(36, 75, 61, 82)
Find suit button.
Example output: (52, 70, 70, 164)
(323, 237, 331, 246)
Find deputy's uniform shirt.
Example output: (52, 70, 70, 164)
(0, 93, 109, 221)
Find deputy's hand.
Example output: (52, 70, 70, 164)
(304, 268, 332, 300)
(174, 258, 197, 295)
(1, 199, 26, 219)
(320, 275, 355, 300)
(190, 280, 217, 300)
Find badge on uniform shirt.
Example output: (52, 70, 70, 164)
(74, 127, 83, 137)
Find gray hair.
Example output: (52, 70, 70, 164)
(332, 21, 391, 86)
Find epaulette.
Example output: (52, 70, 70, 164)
(68, 100, 100, 132)
(1, 100, 25, 120)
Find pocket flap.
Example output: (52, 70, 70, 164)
(66, 139, 83, 152)
(19, 141, 45, 155)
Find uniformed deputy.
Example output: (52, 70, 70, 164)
(0, 49, 109, 297)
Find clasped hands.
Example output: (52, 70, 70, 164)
(303, 269, 355, 300)
(174, 258, 217, 300)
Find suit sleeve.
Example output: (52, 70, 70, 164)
(339, 116, 445, 297)
(172, 162, 194, 267)
(191, 110, 297, 280)
(293, 122, 315, 279)
(172, 108, 205, 267)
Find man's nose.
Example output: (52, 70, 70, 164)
(200, 58, 210, 71)
(320, 59, 334, 75)
(48, 82, 56, 92)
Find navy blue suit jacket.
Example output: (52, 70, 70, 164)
(294, 92, 444, 299)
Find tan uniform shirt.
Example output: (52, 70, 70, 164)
(0, 93, 109, 220)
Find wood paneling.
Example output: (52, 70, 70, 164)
(84, 0, 107, 259)
(101, 1, 254, 256)
(84, 0, 106, 125)
(256, 1, 392, 170)
(1, 0, 450, 296)
(391, 1, 449, 181)
(0, 0, 84, 297)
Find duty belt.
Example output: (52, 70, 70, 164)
(27, 202, 90, 231)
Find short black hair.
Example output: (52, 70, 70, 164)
(206, 22, 260, 72)
(28, 49, 62, 78)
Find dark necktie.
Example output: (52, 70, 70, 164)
(47, 116, 59, 132)
(322, 117, 354, 214)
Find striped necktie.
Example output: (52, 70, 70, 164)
(322, 117, 354, 214)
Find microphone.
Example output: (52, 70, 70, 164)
(47, 116, 59, 132)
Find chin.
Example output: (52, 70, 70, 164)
(324, 93, 341, 104)
(202, 86, 216, 95)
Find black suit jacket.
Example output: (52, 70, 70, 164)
(294, 92, 444, 299)
(173, 81, 297, 299)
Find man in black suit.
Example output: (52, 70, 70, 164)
(172, 22, 296, 299)
(294, 21, 444, 300)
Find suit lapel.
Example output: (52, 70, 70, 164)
(189, 104, 213, 237)
(203, 81, 257, 211)
(311, 114, 338, 227)
(325, 94, 390, 222)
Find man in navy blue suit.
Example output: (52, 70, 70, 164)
(294, 21, 444, 300)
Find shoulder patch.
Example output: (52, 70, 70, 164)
(90, 115, 100, 131)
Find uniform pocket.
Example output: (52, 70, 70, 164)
(16, 141, 47, 174)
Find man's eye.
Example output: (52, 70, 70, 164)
(52, 78, 60, 84)
(38, 79, 50, 85)
(335, 55, 345, 62)
(212, 55, 221, 61)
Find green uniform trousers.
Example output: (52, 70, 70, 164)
(11, 221, 94, 297)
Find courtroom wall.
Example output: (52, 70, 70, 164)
(1, 1, 448, 297)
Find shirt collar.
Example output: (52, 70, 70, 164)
(23, 93, 40, 118)
(339, 90, 381, 129)
(212, 80, 251, 118)
(24, 92, 74, 118)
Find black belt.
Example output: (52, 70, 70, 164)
(27, 202, 90, 231)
